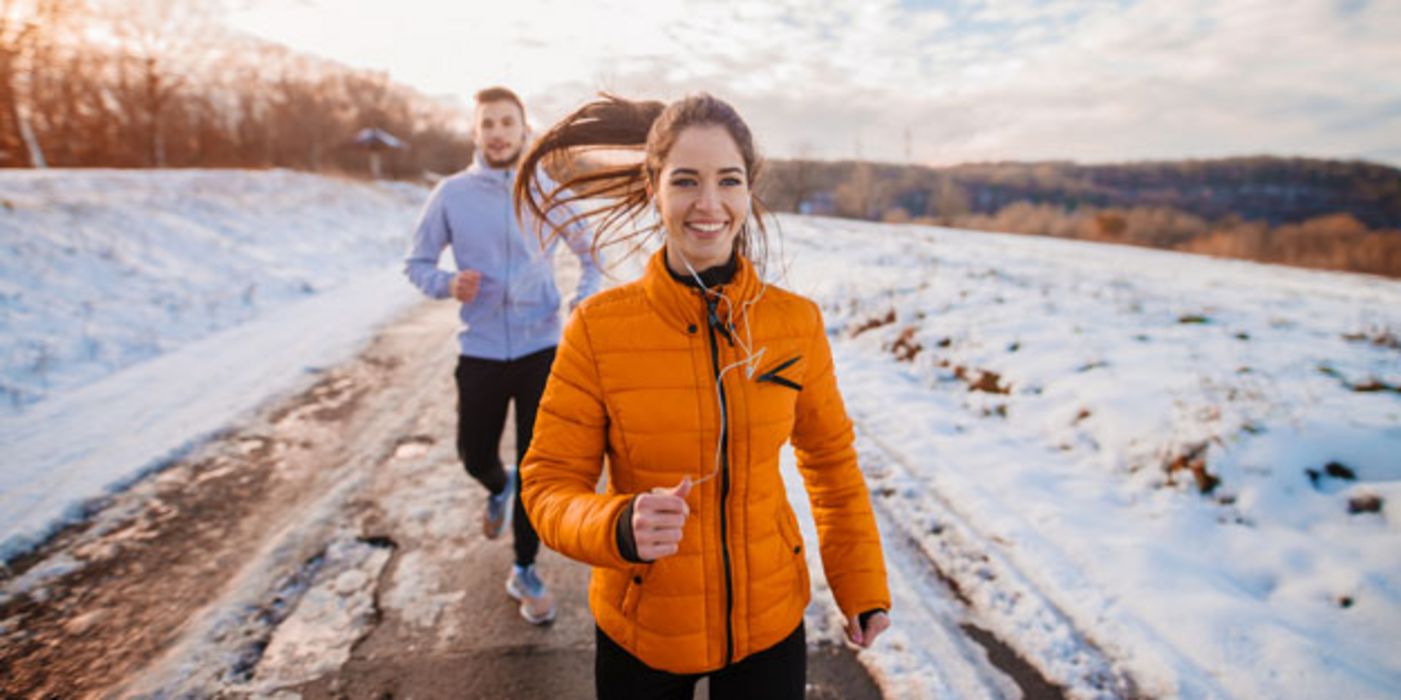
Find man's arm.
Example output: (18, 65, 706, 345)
(403, 183, 457, 300)
(552, 195, 602, 309)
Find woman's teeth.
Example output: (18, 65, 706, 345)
(689, 222, 725, 233)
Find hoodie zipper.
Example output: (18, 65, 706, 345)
(703, 291, 735, 666)
(502, 168, 513, 358)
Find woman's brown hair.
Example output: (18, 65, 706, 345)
(513, 92, 769, 266)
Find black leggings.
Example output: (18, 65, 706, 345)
(594, 622, 805, 700)
(454, 347, 555, 567)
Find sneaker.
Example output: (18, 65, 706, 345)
(482, 467, 514, 540)
(506, 564, 557, 625)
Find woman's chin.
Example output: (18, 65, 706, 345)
(681, 239, 733, 267)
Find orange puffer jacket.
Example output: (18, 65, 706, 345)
(521, 249, 889, 674)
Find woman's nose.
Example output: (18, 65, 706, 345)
(696, 183, 721, 211)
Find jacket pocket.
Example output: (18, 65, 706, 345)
(619, 564, 650, 648)
(506, 265, 561, 325)
(756, 355, 803, 391)
(775, 507, 810, 597)
(775, 506, 803, 555)
(619, 564, 649, 619)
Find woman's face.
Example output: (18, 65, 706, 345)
(654, 125, 750, 273)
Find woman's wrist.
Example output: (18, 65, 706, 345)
(614, 495, 644, 563)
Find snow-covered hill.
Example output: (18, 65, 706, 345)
(0, 169, 426, 411)
(0, 170, 429, 558)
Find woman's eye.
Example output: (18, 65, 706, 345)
(721, 177, 744, 186)
(671, 178, 697, 187)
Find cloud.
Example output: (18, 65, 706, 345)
(225, 0, 1401, 166)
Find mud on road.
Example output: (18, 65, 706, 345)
(0, 302, 883, 699)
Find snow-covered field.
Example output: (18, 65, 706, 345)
(0, 169, 425, 411)
(3, 170, 1398, 698)
(0, 170, 428, 558)
(776, 215, 1401, 698)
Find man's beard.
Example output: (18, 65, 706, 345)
(484, 146, 522, 169)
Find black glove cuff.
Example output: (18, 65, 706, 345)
(615, 496, 644, 564)
(858, 608, 886, 630)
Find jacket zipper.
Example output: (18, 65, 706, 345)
(502, 169, 513, 358)
(703, 292, 735, 666)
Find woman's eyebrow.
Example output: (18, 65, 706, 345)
(668, 166, 746, 176)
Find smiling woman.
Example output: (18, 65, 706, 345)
(514, 94, 772, 269)
(513, 94, 891, 700)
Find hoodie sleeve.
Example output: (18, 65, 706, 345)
(520, 307, 634, 569)
(562, 207, 603, 307)
(402, 181, 457, 300)
(537, 177, 602, 308)
(790, 300, 891, 620)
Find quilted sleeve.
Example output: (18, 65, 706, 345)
(520, 307, 634, 570)
(789, 300, 891, 619)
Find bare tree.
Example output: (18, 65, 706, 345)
(104, 0, 220, 166)
(1, 0, 77, 167)
(787, 140, 816, 212)
(835, 162, 877, 219)
(931, 175, 970, 219)
(23, 23, 98, 165)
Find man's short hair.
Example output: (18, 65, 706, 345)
(475, 86, 526, 117)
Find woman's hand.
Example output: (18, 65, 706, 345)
(845, 611, 890, 648)
(631, 477, 692, 561)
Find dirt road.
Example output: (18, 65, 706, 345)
(0, 301, 881, 699)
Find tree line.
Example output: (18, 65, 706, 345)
(756, 158, 1401, 278)
(1, 0, 473, 176)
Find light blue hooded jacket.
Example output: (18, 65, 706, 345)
(403, 153, 602, 360)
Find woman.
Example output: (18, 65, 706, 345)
(514, 93, 890, 699)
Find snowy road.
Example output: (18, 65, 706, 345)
(0, 302, 893, 699)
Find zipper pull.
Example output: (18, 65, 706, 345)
(705, 296, 735, 346)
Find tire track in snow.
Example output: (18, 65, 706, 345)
(839, 342, 1239, 699)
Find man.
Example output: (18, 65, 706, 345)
(403, 86, 601, 624)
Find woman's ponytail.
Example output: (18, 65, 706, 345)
(514, 94, 666, 260)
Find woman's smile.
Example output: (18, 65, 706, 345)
(686, 220, 729, 236)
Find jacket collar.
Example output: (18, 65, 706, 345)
(466, 150, 515, 184)
(666, 251, 738, 289)
(642, 247, 763, 335)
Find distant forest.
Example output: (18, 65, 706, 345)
(756, 158, 1401, 278)
(5, 2, 1398, 278)
(1, 1, 473, 177)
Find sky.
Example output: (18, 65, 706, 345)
(224, 0, 1401, 167)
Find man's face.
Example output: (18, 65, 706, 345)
(474, 100, 527, 169)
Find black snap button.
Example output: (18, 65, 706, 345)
(687, 324, 698, 334)
(633, 575, 642, 584)
(794, 545, 802, 554)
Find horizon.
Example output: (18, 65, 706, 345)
(224, 0, 1401, 169)
(765, 152, 1401, 170)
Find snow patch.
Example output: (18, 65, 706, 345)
(242, 536, 393, 693)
